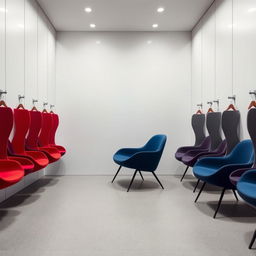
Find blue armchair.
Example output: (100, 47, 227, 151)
(112, 134, 167, 192)
(237, 170, 256, 249)
(193, 140, 254, 218)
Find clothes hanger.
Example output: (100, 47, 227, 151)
(226, 95, 237, 111)
(248, 101, 256, 109)
(16, 95, 25, 109)
(50, 104, 55, 114)
(248, 91, 256, 109)
(42, 102, 48, 113)
(0, 90, 7, 107)
(207, 101, 214, 113)
(196, 103, 203, 114)
(31, 99, 38, 111)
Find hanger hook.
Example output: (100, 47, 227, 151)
(213, 99, 220, 111)
(43, 102, 48, 108)
(249, 90, 256, 100)
(0, 90, 7, 100)
(18, 95, 25, 104)
(196, 103, 203, 110)
(228, 95, 236, 104)
(50, 104, 55, 110)
(207, 101, 213, 107)
(32, 99, 38, 106)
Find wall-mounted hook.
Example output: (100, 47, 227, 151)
(43, 102, 48, 108)
(213, 99, 220, 111)
(0, 90, 7, 99)
(249, 90, 256, 100)
(197, 103, 203, 109)
(207, 101, 213, 107)
(32, 99, 38, 106)
(50, 104, 55, 109)
(228, 95, 236, 103)
(18, 95, 25, 103)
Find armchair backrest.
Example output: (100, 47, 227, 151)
(222, 110, 240, 154)
(206, 112, 222, 151)
(0, 107, 13, 159)
(247, 108, 256, 166)
(229, 140, 254, 164)
(143, 135, 167, 153)
(191, 114, 206, 146)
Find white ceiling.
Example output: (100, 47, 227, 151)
(37, 0, 214, 31)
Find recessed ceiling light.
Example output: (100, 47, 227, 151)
(152, 24, 158, 28)
(96, 40, 101, 44)
(90, 23, 96, 28)
(248, 7, 256, 13)
(147, 40, 152, 44)
(85, 7, 92, 13)
(157, 7, 165, 13)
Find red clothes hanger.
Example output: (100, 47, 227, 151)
(248, 101, 256, 110)
(226, 104, 237, 111)
(226, 96, 237, 111)
(0, 90, 8, 107)
(207, 101, 214, 113)
(0, 100, 7, 107)
(248, 91, 256, 109)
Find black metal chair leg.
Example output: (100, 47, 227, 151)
(111, 166, 122, 183)
(249, 230, 256, 249)
(193, 179, 200, 193)
(152, 172, 164, 189)
(127, 170, 138, 192)
(213, 188, 226, 219)
(194, 181, 206, 203)
(232, 189, 239, 201)
(180, 166, 189, 182)
(138, 171, 144, 181)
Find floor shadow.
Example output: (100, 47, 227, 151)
(0, 177, 59, 209)
(173, 174, 195, 181)
(113, 178, 163, 192)
(19, 177, 59, 194)
(195, 200, 256, 222)
(0, 209, 20, 231)
(0, 177, 59, 231)
(184, 182, 223, 195)
(0, 194, 41, 208)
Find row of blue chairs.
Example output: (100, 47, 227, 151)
(176, 107, 256, 249)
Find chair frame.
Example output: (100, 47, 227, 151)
(112, 166, 164, 192)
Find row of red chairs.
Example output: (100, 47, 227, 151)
(0, 102, 66, 189)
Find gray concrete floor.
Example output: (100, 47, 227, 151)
(0, 175, 255, 256)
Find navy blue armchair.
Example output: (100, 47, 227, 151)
(193, 139, 254, 218)
(237, 170, 256, 249)
(112, 134, 167, 192)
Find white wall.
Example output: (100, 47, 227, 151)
(192, 0, 256, 140)
(0, 0, 56, 202)
(50, 32, 191, 175)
